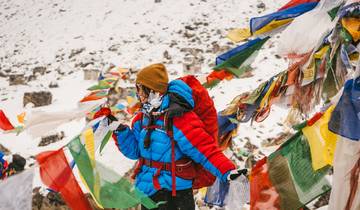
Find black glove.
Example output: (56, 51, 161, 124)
(227, 168, 249, 181)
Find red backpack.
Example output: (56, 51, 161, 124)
(131, 75, 219, 196)
(177, 75, 218, 189)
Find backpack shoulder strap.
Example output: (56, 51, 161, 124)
(164, 112, 177, 197)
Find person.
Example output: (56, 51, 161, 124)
(0, 153, 26, 179)
(114, 63, 247, 210)
(0, 152, 8, 179)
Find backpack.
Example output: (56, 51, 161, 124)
(131, 75, 220, 196)
(174, 75, 219, 189)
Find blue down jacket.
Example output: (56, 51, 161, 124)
(114, 79, 235, 196)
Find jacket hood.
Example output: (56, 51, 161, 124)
(160, 79, 194, 111)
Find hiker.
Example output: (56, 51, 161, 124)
(0, 152, 8, 179)
(114, 63, 247, 210)
(0, 153, 26, 179)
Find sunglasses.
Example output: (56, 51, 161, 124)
(136, 83, 151, 103)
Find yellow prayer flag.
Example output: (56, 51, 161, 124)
(80, 174, 104, 209)
(254, 18, 293, 36)
(259, 80, 276, 109)
(302, 105, 339, 170)
(82, 128, 96, 163)
(199, 187, 207, 198)
(319, 106, 338, 164)
(117, 67, 129, 74)
(127, 96, 136, 105)
(342, 17, 360, 42)
(302, 58, 316, 85)
(17, 112, 26, 124)
(227, 28, 251, 43)
(349, 52, 359, 61)
(314, 45, 329, 59)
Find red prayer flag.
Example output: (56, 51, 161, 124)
(206, 70, 233, 84)
(0, 110, 14, 131)
(250, 157, 281, 210)
(278, 0, 319, 11)
(306, 112, 323, 126)
(36, 149, 92, 210)
(93, 107, 112, 119)
(80, 94, 105, 102)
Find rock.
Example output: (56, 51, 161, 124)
(211, 42, 220, 53)
(9, 74, 26, 86)
(261, 132, 293, 147)
(49, 81, 59, 88)
(27, 75, 37, 82)
(244, 139, 258, 153)
(245, 154, 257, 168)
(108, 44, 121, 52)
(32, 66, 46, 76)
(83, 69, 100, 80)
(55, 68, 66, 76)
(184, 31, 195, 39)
(0, 71, 6, 77)
(23, 91, 52, 107)
(32, 187, 70, 210)
(163, 50, 171, 60)
(169, 40, 177, 48)
(75, 61, 94, 68)
(68, 48, 85, 59)
(257, 2, 266, 9)
(185, 25, 196, 31)
(38, 132, 65, 147)
(183, 55, 202, 75)
(313, 190, 331, 208)
(275, 54, 281, 59)
(154, 0, 161, 2)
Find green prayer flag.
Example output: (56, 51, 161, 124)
(213, 37, 269, 74)
(99, 130, 113, 153)
(269, 132, 331, 208)
(268, 154, 303, 210)
(327, 5, 342, 20)
(87, 80, 112, 91)
(322, 49, 340, 101)
(202, 79, 221, 89)
(292, 121, 308, 130)
(242, 82, 268, 104)
(68, 136, 158, 209)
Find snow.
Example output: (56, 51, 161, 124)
(0, 0, 306, 208)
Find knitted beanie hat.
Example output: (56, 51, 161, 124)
(136, 63, 169, 94)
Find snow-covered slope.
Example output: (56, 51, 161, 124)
(0, 0, 289, 165)
(0, 0, 316, 208)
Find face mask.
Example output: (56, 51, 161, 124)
(142, 91, 163, 114)
(148, 92, 162, 109)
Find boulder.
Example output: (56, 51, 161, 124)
(49, 81, 59, 88)
(183, 54, 202, 75)
(9, 74, 26, 86)
(32, 66, 46, 76)
(38, 132, 65, 147)
(83, 69, 100, 80)
(23, 91, 52, 107)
